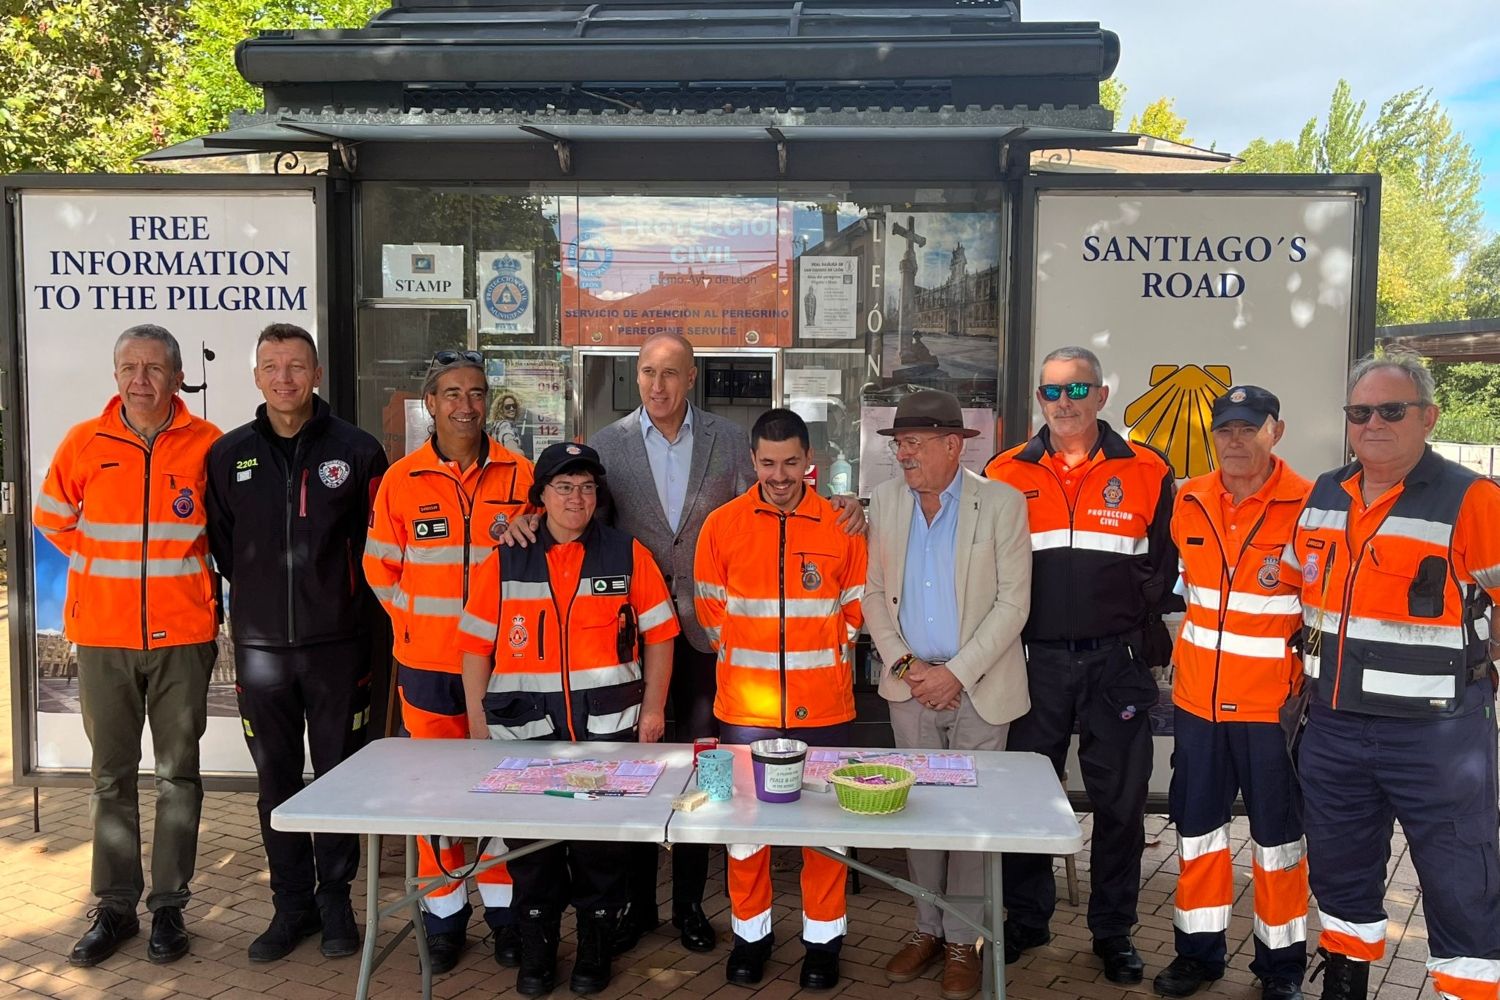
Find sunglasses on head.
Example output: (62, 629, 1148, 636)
(1038, 382, 1098, 402)
(1343, 401, 1425, 425)
(431, 349, 484, 366)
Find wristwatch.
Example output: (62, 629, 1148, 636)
(890, 653, 916, 679)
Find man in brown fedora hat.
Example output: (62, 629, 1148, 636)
(863, 389, 1033, 999)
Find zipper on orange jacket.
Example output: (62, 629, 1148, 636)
(1330, 500, 1393, 708)
(98, 428, 154, 648)
(1184, 493, 1273, 722)
(1036, 455, 1110, 643)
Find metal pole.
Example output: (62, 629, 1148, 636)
(355, 833, 381, 1000)
(984, 852, 1006, 1000)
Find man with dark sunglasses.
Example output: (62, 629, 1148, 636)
(985, 345, 1180, 984)
(1282, 353, 1500, 1000)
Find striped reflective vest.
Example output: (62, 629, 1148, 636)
(457, 521, 678, 741)
(1286, 448, 1495, 718)
(364, 436, 535, 677)
(1171, 458, 1310, 724)
(34, 396, 220, 649)
(985, 421, 1178, 641)
(694, 485, 866, 729)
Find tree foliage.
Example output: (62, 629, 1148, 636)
(1232, 79, 1486, 328)
(1127, 97, 1191, 145)
(155, 1, 385, 146)
(0, 3, 184, 172)
(1461, 237, 1500, 321)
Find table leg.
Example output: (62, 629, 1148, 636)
(355, 834, 381, 1000)
(409, 835, 433, 1000)
(984, 852, 1005, 1000)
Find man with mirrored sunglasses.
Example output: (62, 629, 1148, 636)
(985, 345, 1181, 984)
(1282, 353, 1500, 1000)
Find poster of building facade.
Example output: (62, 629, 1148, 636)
(477, 250, 536, 334)
(18, 188, 321, 773)
(879, 212, 1002, 382)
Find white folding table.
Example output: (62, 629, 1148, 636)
(271, 738, 697, 1000)
(665, 745, 1083, 1000)
(273, 739, 1082, 1000)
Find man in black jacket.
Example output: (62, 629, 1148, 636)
(206, 324, 388, 963)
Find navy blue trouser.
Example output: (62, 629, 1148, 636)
(1300, 693, 1500, 995)
(1003, 641, 1155, 938)
(1168, 708, 1306, 983)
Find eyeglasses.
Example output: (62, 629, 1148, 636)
(431, 350, 483, 366)
(1343, 401, 1426, 424)
(1038, 382, 1099, 402)
(886, 434, 940, 456)
(545, 482, 598, 497)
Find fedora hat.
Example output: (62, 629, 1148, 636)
(877, 389, 979, 438)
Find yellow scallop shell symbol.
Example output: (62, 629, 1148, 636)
(1122, 364, 1233, 479)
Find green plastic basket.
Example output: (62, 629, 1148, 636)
(828, 764, 916, 815)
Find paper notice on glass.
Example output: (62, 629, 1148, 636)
(785, 369, 840, 397)
(798, 256, 858, 340)
(404, 398, 430, 456)
(857, 405, 996, 497)
(477, 251, 536, 334)
(382, 244, 464, 299)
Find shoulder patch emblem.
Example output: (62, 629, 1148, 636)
(319, 459, 351, 489)
(801, 560, 822, 591)
(1302, 552, 1319, 583)
(489, 513, 510, 541)
(509, 615, 529, 649)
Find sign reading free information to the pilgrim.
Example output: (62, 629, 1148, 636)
(1029, 188, 1364, 482)
(18, 188, 320, 774)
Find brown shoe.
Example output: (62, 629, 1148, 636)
(886, 931, 945, 983)
(940, 942, 980, 1000)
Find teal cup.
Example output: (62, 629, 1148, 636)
(696, 749, 735, 801)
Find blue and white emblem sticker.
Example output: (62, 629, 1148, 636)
(172, 488, 195, 518)
(483, 255, 531, 324)
(319, 459, 351, 489)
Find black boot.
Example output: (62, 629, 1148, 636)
(248, 909, 321, 962)
(68, 907, 139, 967)
(725, 933, 775, 985)
(1309, 948, 1369, 1000)
(516, 908, 560, 997)
(570, 908, 617, 996)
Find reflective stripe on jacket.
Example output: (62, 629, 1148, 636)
(694, 485, 867, 729)
(984, 420, 1178, 641)
(1171, 457, 1310, 724)
(457, 520, 678, 741)
(364, 436, 534, 676)
(1285, 447, 1498, 718)
(34, 395, 220, 649)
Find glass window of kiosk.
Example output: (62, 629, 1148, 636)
(357, 184, 570, 464)
(355, 183, 1005, 489)
(782, 185, 1006, 498)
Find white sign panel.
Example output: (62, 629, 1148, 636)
(1030, 190, 1358, 481)
(19, 188, 321, 773)
(477, 251, 536, 334)
(381, 243, 463, 298)
(798, 256, 858, 340)
(857, 406, 996, 497)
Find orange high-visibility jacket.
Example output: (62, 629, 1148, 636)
(695, 485, 867, 729)
(364, 436, 535, 675)
(1171, 457, 1310, 724)
(34, 395, 221, 649)
(458, 521, 679, 741)
(1284, 448, 1500, 718)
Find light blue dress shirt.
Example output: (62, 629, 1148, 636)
(640, 406, 694, 533)
(898, 467, 963, 663)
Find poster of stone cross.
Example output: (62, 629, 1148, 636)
(17, 186, 321, 774)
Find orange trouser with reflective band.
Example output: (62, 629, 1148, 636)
(402, 688, 512, 926)
(728, 845, 847, 945)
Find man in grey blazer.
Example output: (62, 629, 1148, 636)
(506, 332, 864, 954)
(864, 390, 1032, 1000)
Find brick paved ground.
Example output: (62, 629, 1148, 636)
(0, 598, 1443, 999)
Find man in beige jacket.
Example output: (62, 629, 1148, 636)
(864, 390, 1032, 1000)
